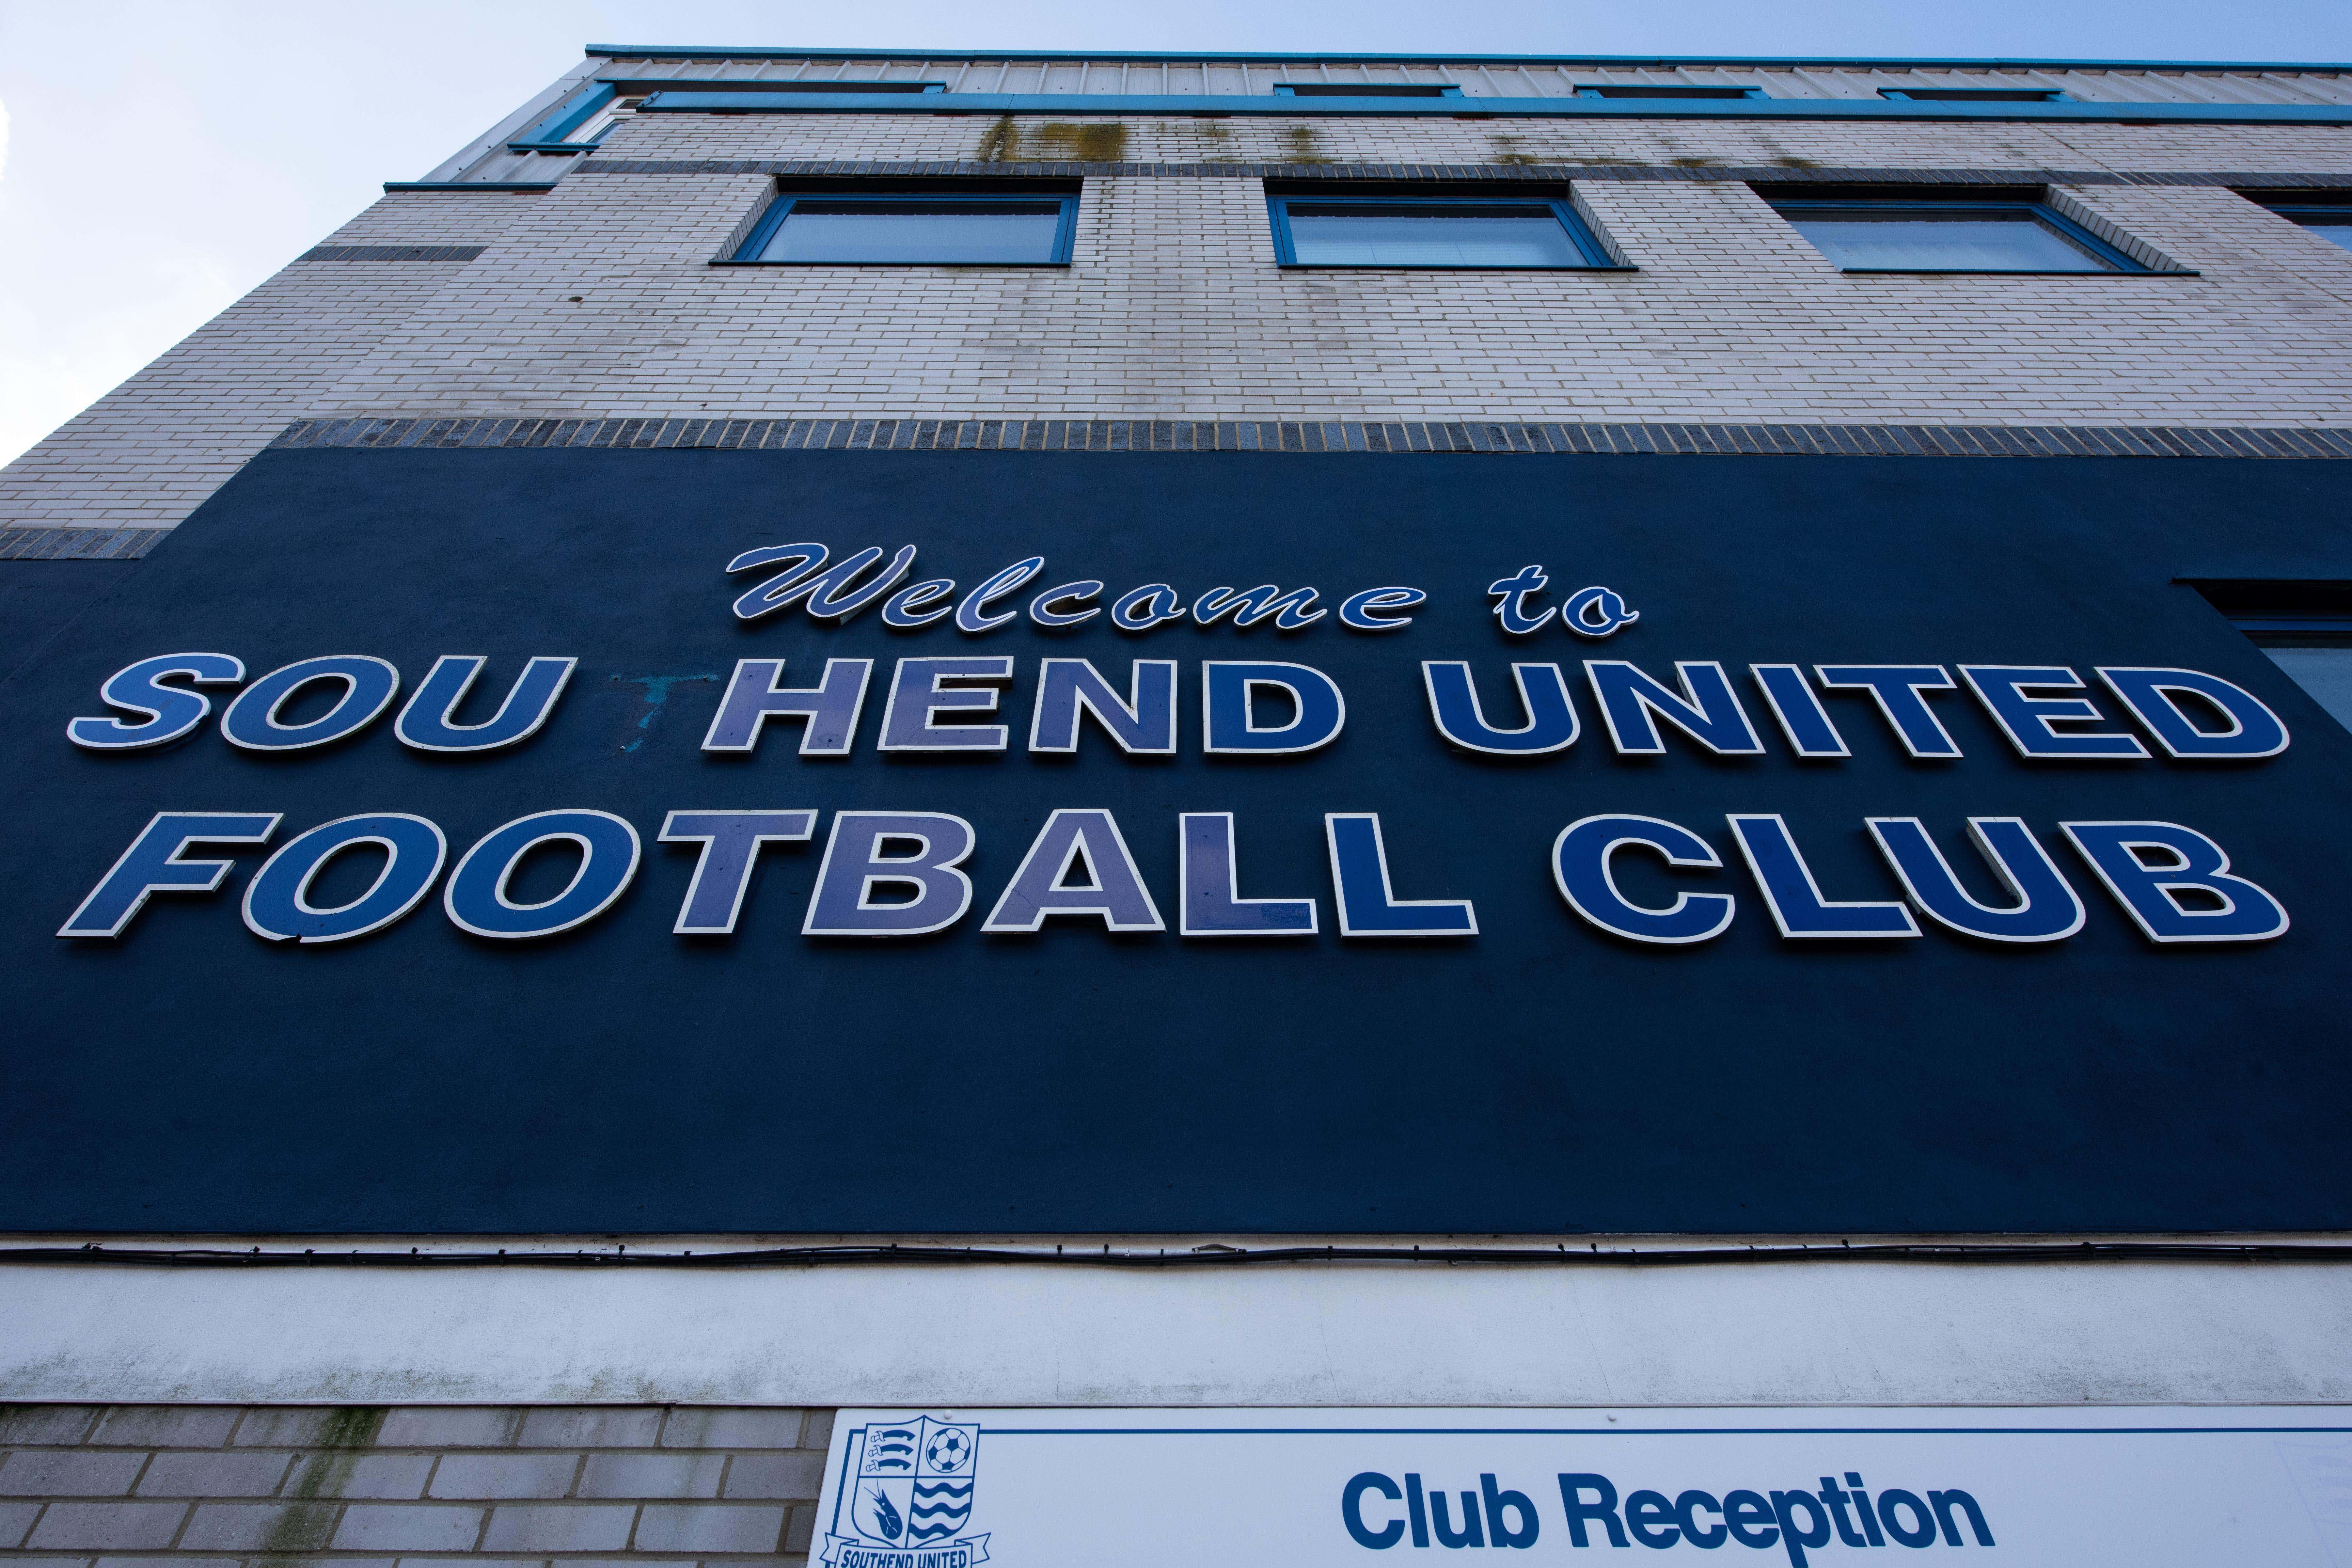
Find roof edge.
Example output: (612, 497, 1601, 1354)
(584, 44, 2351, 72)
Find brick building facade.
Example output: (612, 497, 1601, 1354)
(5, 44, 2351, 1568)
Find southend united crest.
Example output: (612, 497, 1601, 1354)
(822, 1415, 988, 1567)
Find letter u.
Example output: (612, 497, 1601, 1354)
(1429, 1491, 1485, 1549)
(1422, 662, 1577, 755)
(397, 656, 578, 752)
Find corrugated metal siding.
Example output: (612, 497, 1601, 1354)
(585, 55, 2352, 105)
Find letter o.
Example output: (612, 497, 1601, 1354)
(221, 656, 400, 751)
(1876, 1490, 1937, 1549)
(243, 814, 447, 944)
(445, 810, 641, 939)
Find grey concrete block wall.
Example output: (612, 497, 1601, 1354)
(0, 1405, 834, 1567)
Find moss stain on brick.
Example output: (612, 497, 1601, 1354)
(258, 1406, 388, 1559)
(977, 119, 1127, 163)
(977, 116, 1021, 161)
(1280, 125, 1334, 164)
(1034, 121, 1127, 161)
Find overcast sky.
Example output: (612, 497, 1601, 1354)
(2, 0, 2347, 469)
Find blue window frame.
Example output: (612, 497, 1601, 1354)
(724, 190, 1079, 266)
(2244, 195, 2352, 253)
(1767, 196, 2157, 274)
(511, 85, 627, 151)
(1265, 195, 1624, 270)
(1575, 84, 1767, 100)
(1879, 87, 2071, 103)
(512, 80, 949, 151)
(1273, 83, 1462, 97)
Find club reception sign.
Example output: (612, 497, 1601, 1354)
(807, 1407, 2352, 1567)
(3, 449, 2347, 1234)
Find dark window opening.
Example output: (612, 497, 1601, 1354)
(2189, 580, 2352, 735)
(1879, 87, 2070, 103)
(724, 186, 1079, 266)
(1273, 83, 1462, 98)
(1575, 84, 1766, 100)
(1760, 186, 2151, 274)
(2236, 190, 2352, 254)
(1263, 188, 1621, 270)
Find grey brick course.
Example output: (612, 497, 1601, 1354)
(0, 1399, 839, 1566)
(721, 1453, 823, 1500)
(287, 1453, 434, 1500)
(632, 1503, 787, 1554)
(230, 1408, 388, 1450)
(136, 1453, 292, 1498)
(177, 1502, 339, 1552)
(87, 1410, 239, 1449)
(27, 1502, 190, 1550)
(374, 1409, 523, 1449)
(478, 1503, 636, 1552)
(515, 1408, 664, 1449)
(427, 1454, 580, 1500)
(658, 1409, 805, 1449)
(0, 1409, 103, 1447)
(0, 1452, 148, 1497)
(332, 1505, 486, 1551)
(576, 1454, 722, 1499)
(0, 1500, 44, 1547)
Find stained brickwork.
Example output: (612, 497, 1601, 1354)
(2, 67, 2349, 536)
(0, 1404, 835, 1566)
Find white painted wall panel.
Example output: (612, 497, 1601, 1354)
(4, 1259, 2348, 1407)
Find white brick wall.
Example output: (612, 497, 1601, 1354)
(4, 107, 2348, 532)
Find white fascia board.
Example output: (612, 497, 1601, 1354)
(5, 1255, 2350, 1407)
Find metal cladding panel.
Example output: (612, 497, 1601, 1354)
(576, 54, 2352, 104)
(3, 449, 2350, 1236)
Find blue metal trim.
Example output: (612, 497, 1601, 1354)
(725, 189, 1081, 265)
(520, 83, 616, 145)
(1264, 193, 1629, 271)
(382, 181, 560, 193)
(634, 90, 2352, 125)
(1766, 197, 2172, 274)
(587, 45, 2352, 71)
(505, 142, 594, 154)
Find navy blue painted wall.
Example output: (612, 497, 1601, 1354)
(1, 450, 2346, 1234)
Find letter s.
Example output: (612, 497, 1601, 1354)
(68, 653, 244, 750)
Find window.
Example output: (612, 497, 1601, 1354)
(566, 96, 643, 144)
(1878, 87, 2069, 103)
(1265, 192, 1622, 269)
(2240, 192, 2352, 253)
(1273, 83, 1461, 98)
(1764, 189, 2154, 273)
(726, 189, 1078, 266)
(2191, 581, 2352, 734)
(748, 81, 946, 93)
(1575, 84, 1767, 100)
